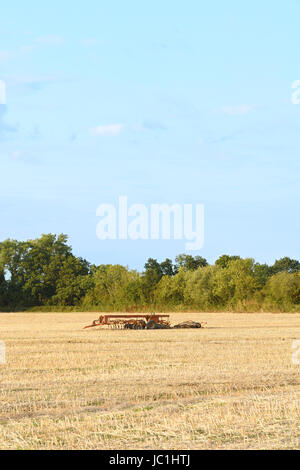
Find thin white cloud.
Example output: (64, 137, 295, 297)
(0, 103, 19, 138)
(36, 35, 64, 46)
(0, 81, 6, 105)
(143, 119, 167, 131)
(9, 75, 55, 85)
(0, 51, 12, 61)
(90, 124, 124, 136)
(19, 45, 36, 54)
(81, 39, 98, 46)
(0, 149, 39, 164)
(0, 46, 35, 63)
(4, 75, 58, 94)
(220, 105, 255, 116)
(11, 150, 22, 160)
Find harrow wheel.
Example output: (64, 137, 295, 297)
(146, 320, 158, 329)
(136, 320, 146, 329)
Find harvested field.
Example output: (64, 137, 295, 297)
(0, 312, 300, 449)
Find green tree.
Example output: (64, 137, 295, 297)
(263, 272, 300, 307)
(184, 265, 218, 308)
(160, 258, 175, 276)
(0, 268, 7, 308)
(123, 278, 145, 307)
(144, 258, 163, 278)
(20, 234, 72, 305)
(0, 234, 87, 307)
(213, 258, 257, 306)
(51, 256, 92, 306)
(0, 238, 30, 306)
(271, 257, 300, 275)
(175, 254, 208, 272)
(215, 254, 241, 269)
(84, 264, 139, 308)
(253, 263, 272, 288)
(141, 258, 164, 303)
(155, 268, 186, 306)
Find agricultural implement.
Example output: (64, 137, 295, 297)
(84, 314, 171, 330)
(84, 314, 206, 330)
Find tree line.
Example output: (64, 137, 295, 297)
(0, 233, 300, 312)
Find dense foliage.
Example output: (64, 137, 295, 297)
(1, 234, 300, 312)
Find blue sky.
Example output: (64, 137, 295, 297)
(0, 1, 300, 270)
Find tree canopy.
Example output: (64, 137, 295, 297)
(0, 234, 299, 312)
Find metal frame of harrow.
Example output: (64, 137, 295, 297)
(84, 314, 170, 330)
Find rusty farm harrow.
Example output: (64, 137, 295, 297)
(84, 314, 206, 330)
(84, 314, 171, 330)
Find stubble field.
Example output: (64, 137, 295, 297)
(0, 312, 299, 449)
